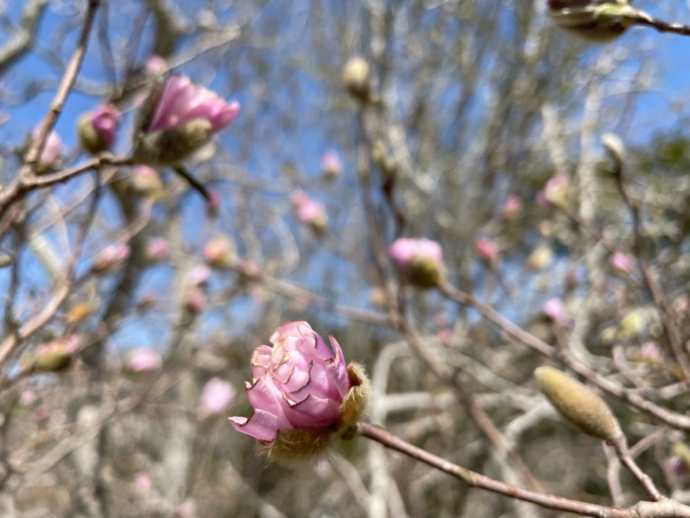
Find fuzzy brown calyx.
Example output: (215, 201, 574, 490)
(260, 362, 371, 466)
(535, 366, 622, 441)
(132, 119, 213, 167)
(78, 114, 109, 155)
(407, 256, 444, 289)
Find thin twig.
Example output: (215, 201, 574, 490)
(357, 422, 690, 518)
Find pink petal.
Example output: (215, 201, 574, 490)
(246, 377, 291, 420)
(229, 409, 288, 442)
(326, 334, 350, 397)
(289, 362, 341, 403)
(282, 392, 341, 428)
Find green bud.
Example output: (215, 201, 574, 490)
(535, 366, 622, 441)
(78, 114, 108, 155)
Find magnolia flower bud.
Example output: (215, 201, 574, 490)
(343, 57, 371, 101)
(132, 75, 240, 166)
(496, 195, 524, 220)
(203, 235, 235, 268)
(608, 251, 633, 274)
(527, 245, 554, 270)
(602, 132, 626, 166)
(535, 366, 622, 441)
(473, 237, 499, 265)
(291, 190, 328, 234)
(537, 172, 570, 211)
(145, 55, 167, 76)
(92, 244, 131, 274)
(321, 149, 343, 180)
(547, 0, 640, 43)
(230, 321, 370, 465)
(78, 104, 121, 155)
(35, 335, 80, 372)
(145, 237, 170, 264)
(543, 298, 573, 327)
(125, 348, 162, 376)
(389, 238, 444, 289)
(200, 378, 236, 414)
(185, 289, 206, 314)
(30, 127, 64, 174)
(639, 342, 662, 363)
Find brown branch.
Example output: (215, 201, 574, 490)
(633, 14, 690, 37)
(439, 281, 690, 432)
(0, 0, 101, 227)
(612, 437, 664, 503)
(357, 422, 690, 518)
(0, 0, 48, 76)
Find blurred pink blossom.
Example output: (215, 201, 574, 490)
(93, 243, 131, 274)
(149, 75, 240, 133)
(537, 172, 569, 210)
(321, 149, 343, 178)
(670, 456, 690, 476)
(640, 342, 662, 363)
(145, 237, 170, 264)
(543, 298, 573, 327)
(20, 389, 37, 407)
(291, 190, 328, 228)
(230, 321, 350, 441)
(187, 265, 212, 286)
(609, 252, 633, 274)
(145, 55, 167, 75)
(388, 238, 443, 274)
(185, 289, 206, 314)
(134, 472, 152, 492)
(314, 460, 333, 479)
(32, 126, 63, 170)
(126, 349, 162, 374)
(175, 501, 195, 518)
(203, 236, 234, 267)
(34, 405, 49, 422)
(439, 329, 453, 345)
(496, 195, 523, 220)
(200, 378, 236, 414)
(473, 237, 499, 264)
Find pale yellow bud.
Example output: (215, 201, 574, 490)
(535, 366, 622, 441)
(343, 57, 371, 101)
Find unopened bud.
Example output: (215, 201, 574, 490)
(674, 442, 690, 471)
(528, 245, 554, 270)
(66, 303, 96, 324)
(203, 235, 235, 268)
(535, 366, 622, 441)
(602, 132, 626, 166)
(343, 57, 371, 102)
(547, 0, 640, 43)
(35, 335, 80, 372)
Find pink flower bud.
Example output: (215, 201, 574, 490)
(537, 172, 569, 210)
(473, 237, 499, 265)
(35, 335, 80, 372)
(639, 342, 662, 363)
(496, 195, 524, 220)
(79, 104, 121, 154)
(200, 378, 236, 414)
(145, 237, 170, 264)
(230, 322, 369, 448)
(125, 349, 162, 374)
(32, 127, 63, 171)
(20, 389, 37, 407)
(149, 76, 240, 133)
(79, 486, 96, 501)
(543, 298, 573, 327)
(608, 252, 633, 274)
(203, 235, 234, 268)
(291, 190, 328, 232)
(145, 55, 167, 75)
(134, 473, 152, 492)
(92, 243, 131, 274)
(670, 456, 690, 476)
(187, 265, 212, 286)
(175, 501, 195, 518)
(185, 289, 206, 314)
(321, 150, 343, 179)
(388, 238, 444, 288)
